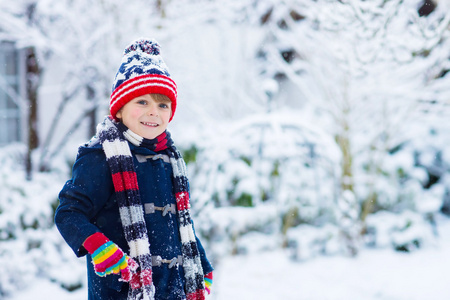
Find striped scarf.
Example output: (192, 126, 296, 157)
(97, 116, 205, 300)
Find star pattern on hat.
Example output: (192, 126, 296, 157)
(114, 54, 170, 89)
(110, 38, 178, 122)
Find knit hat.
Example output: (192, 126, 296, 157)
(110, 38, 177, 122)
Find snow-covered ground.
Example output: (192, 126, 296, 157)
(11, 216, 450, 300)
(215, 242, 450, 300)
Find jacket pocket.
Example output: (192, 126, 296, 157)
(106, 273, 124, 291)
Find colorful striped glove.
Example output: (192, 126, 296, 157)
(83, 232, 136, 282)
(204, 272, 213, 295)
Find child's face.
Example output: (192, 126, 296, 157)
(115, 94, 172, 139)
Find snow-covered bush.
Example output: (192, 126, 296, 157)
(355, 146, 431, 213)
(440, 174, 450, 215)
(410, 126, 450, 215)
(364, 210, 436, 252)
(235, 231, 281, 255)
(197, 205, 279, 256)
(0, 145, 84, 297)
(286, 223, 342, 261)
(191, 111, 341, 256)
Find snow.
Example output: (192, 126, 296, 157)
(1, 1, 450, 299)
(10, 216, 450, 300)
(11, 279, 86, 300)
(215, 240, 450, 300)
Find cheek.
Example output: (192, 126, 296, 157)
(121, 108, 144, 126)
(163, 109, 172, 122)
(163, 114, 171, 124)
(129, 108, 144, 119)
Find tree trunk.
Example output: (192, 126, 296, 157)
(335, 116, 361, 256)
(156, 0, 167, 19)
(360, 148, 379, 224)
(25, 47, 40, 181)
(87, 84, 96, 138)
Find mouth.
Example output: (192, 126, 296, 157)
(141, 122, 159, 127)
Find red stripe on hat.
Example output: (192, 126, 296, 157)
(112, 75, 177, 103)
(111, 172, 139, 192)
(175, 192, 190, 211)
(110, 74, 177, 121)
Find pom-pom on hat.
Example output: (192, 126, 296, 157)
(110, 38, 177, 122)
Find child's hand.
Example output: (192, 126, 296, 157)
(83, 232, 136, 281)
(204, 272, 213, 295)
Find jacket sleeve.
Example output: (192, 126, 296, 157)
(55, 147, 114, 257)
(192, 220, 214, 275)
(196, 235, 214, 275)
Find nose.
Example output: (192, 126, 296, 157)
(147, 102, 158, 116)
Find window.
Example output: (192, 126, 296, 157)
(0, 41, 22, 145)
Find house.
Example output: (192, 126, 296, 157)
(0, 40, 27, 146)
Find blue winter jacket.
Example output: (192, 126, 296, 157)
(55, 140, 213, 300)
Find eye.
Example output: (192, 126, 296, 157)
(159, 103, 169, 109)
(137, 99, 147, 105)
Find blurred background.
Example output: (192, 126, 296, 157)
(0, 0, 449, 299)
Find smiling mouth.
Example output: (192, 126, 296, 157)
(141, 122, 158, 127)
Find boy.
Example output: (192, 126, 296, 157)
(55, 38, 213, 300)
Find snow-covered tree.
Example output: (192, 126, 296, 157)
(32, 0, 164, 171)
(249, 0, 450, 254)
(190, 111, 342, 254)
(1, 1, 449, 297)
(0, 0, 164, 294)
